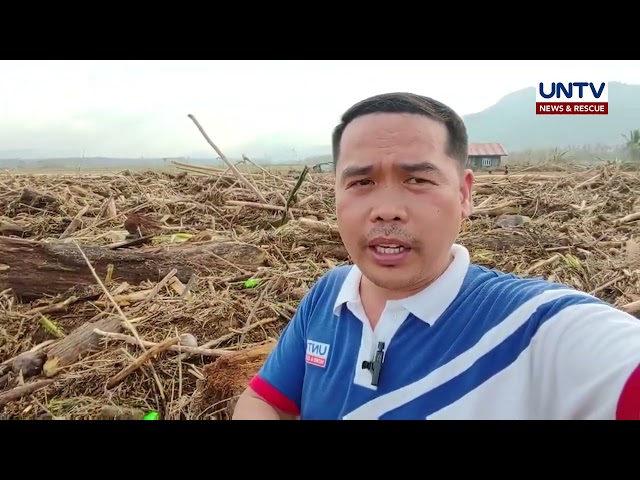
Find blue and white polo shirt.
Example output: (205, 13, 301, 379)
(249, 244, 640, 419)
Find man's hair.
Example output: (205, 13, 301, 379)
(331, 92, 469, 168)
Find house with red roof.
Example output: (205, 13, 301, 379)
(466, 143, 508, 170)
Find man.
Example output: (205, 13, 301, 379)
(232, 92, 640, 420)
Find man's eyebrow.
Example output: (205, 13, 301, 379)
(339, 161, 441, 183)
(340, 165, 373, 182)
(399, 161, 440, 174)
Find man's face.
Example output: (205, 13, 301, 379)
(334, 112, 473, 295)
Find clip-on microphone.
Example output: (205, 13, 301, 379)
(361, 341, 385, 386)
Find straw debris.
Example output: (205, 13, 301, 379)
(2, 159, 640, 419)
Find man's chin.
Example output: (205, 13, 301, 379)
(358, 261, 416, 290)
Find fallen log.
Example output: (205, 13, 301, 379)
(17, 188, 60, 212)
(0, 237, 268, 301)
(42, 314, 129, 377)
(0, 222, 29, 237)
(0, 379, 56, 411)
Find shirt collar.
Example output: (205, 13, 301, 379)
(332, 243, 471, 326)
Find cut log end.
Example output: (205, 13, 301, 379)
(0, 237, 268, 301)
(193, 341, 276, 416)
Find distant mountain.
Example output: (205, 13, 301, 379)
(231, 82, 640, 160)
(462, 81, 640, 152)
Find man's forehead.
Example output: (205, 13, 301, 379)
(337, 135, 447, 171)
(339, 114, 447, 156)
(342, 113, 446, 138)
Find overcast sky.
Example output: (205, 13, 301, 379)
(0, 60, 638, 158)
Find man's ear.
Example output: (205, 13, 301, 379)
(460, 168, 474, 219)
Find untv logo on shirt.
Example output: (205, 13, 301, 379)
(306, 340, 330, 368)
(536, 81, 608, 115)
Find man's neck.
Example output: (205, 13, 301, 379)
(358, 252, 455, 328)
(363, 253, 454, 300)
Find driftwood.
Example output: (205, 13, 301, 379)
(17, 188, 60, 212)
(0, 222, 28, 237)
(0, 379, 56, 411)
(42, 315, 127, 377)
(99, 405, 147, 420)
(0, 350, 47, 389)
(0, 237, 268, 301)
(106, 336, 179, 389)
(94, 329, 234, 357)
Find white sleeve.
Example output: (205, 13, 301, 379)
(532, 301, 640, 419)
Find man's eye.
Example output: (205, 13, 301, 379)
(407, 177, 430, 184)
(352, 179, 372, 186)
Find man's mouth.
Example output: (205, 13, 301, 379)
(367, 237, 413, 265)
(373, 244, 407, 255)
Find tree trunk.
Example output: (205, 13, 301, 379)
(0, 237, 267, 301)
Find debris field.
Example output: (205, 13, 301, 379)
(1, 161, 640, 419)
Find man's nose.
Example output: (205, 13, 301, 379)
(369, 200, 408, 223)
